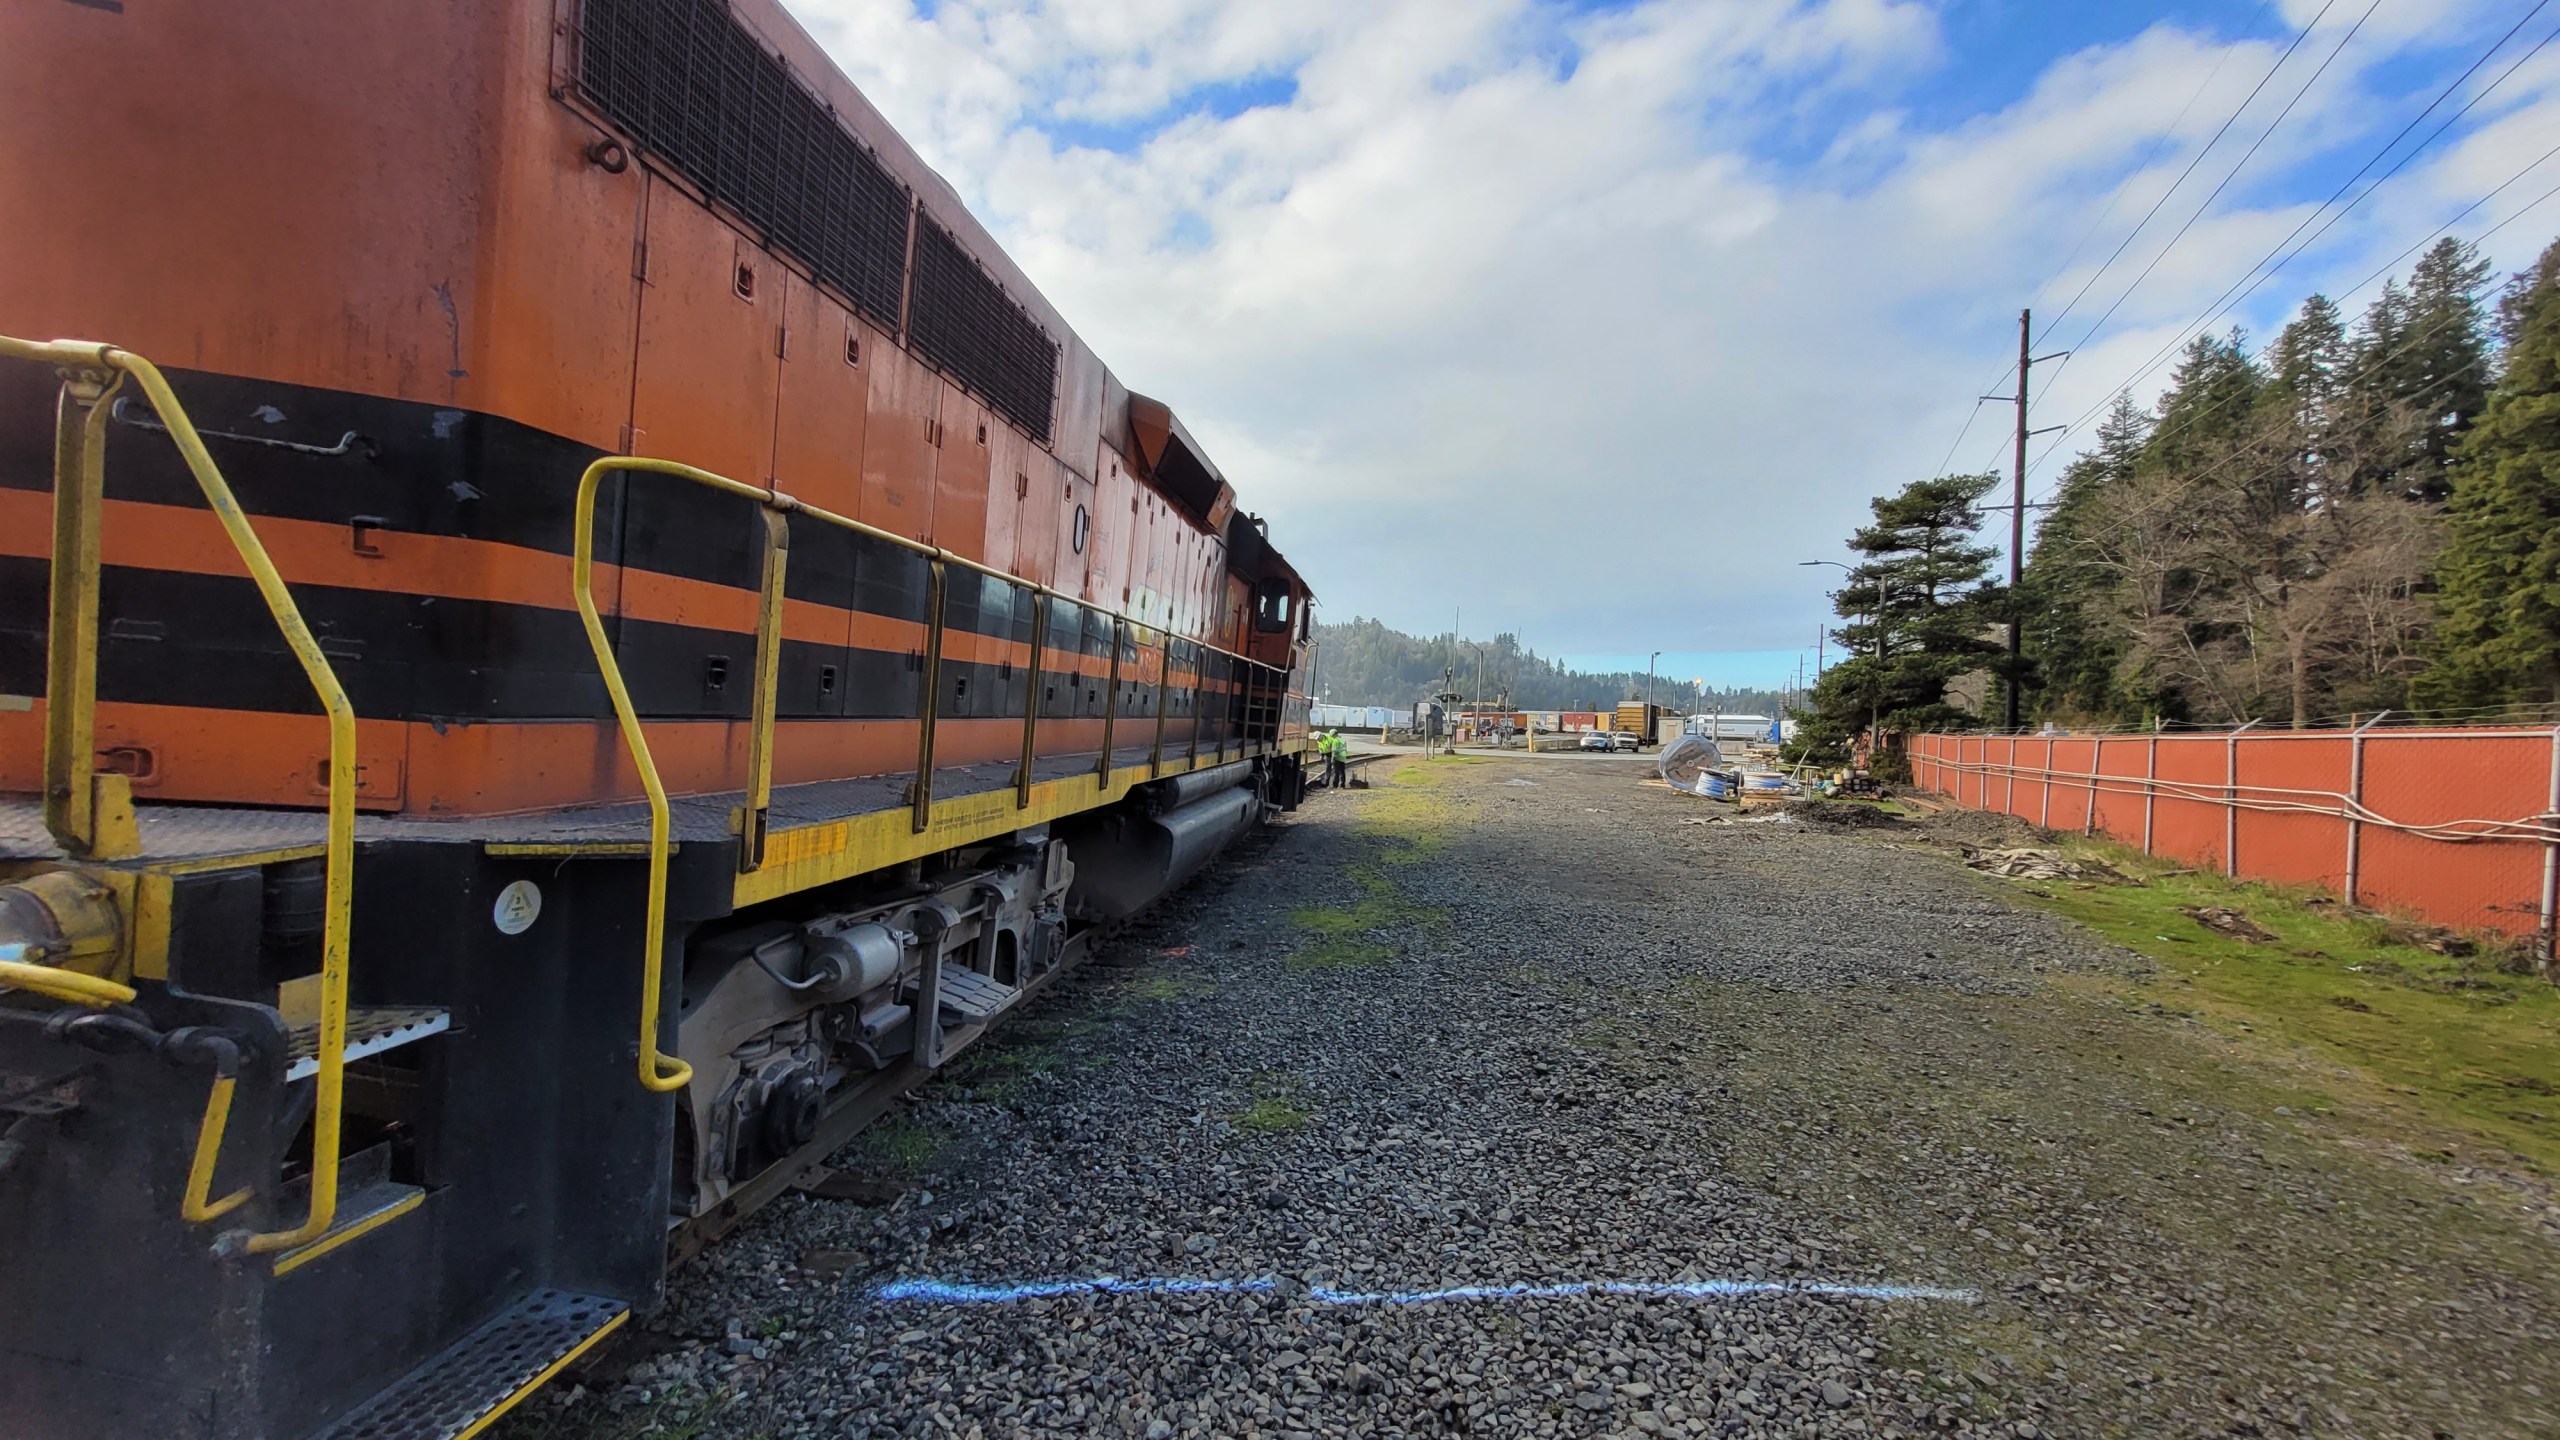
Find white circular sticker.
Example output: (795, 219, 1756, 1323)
(492, 879, 543, 936)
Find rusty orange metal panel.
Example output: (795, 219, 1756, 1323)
(629, 186, 781, 482)
(773, 281, 872, 519)
(1053, 468, 1097, 599)
(1086, 453, 1134, 609)
(0, 703, 409, 814)
(859, 340, 940, 543)
(1, 1, 506, 412)
(932, 381, 991, 563)
(982, 424, 1030, 578)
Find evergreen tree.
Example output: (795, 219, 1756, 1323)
(2145, 330, 2263, 475)
(1793, 473, 2004, 768)
(2021, 393, 2148, 720)
(2263, 292, 2346, 452)
(2414, 236, 2560, 710)
(2397, 238, 2495, 501)
(2341, 242, 2492, 500)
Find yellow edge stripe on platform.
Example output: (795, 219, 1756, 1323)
(269, 1189, 424, 1277)
(453, 1308, 631, 1440)
(734, 744, 1304, 909)
(483, 842, 661, 857)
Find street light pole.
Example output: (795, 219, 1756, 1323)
(1646, 650, 1660, 746)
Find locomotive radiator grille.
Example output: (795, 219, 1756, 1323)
(908, 216, 1061, 444)
(575, 0, 913, 333)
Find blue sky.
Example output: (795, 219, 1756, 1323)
(793, 0, 2560, 690)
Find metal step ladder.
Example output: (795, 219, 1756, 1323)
(314, 1288, 628, 1440)
(287, 1006, 452, 1081)
(935, 967, 1021, 1025)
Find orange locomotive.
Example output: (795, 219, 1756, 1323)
(0, 2, 1313, 1437)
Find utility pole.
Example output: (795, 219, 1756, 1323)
(1992, 308, 2069, 733)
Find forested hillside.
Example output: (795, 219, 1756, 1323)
(1310, 617, 1788, 716)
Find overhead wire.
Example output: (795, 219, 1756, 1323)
(2037, 0, 2340, 362)
(2045, 0, 2383, 402)
(2032, 1, 2560, 478)
(1919, 1, 2279, 482)
(2033, 164, 2560, 529)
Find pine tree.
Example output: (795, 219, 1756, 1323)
(1793, 473, 2005, 768)
(2021, 393, 2148, 720)
(2397, 238, 2494, 501)
(2414, 237, 2560, 710)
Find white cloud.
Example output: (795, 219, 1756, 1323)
(782, 0, 2560, 677)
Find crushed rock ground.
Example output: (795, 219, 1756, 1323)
(506, 754, 2560, 1440)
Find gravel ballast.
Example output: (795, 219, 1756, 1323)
(509, 753, 2560, 1440)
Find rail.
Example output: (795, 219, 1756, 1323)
(567, 455, 1299, 1096)
(0, 335, 357, 1255)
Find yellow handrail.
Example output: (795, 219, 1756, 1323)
(0, 958, 137, 1008)
(182, 1075, 253, 1224)
(568, 454, 1298, 1093)
(0, 336, 357, 1254)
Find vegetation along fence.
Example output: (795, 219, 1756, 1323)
(1909, 726, 2560, 954)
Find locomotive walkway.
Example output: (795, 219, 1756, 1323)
(510, 756, 2560, 1440)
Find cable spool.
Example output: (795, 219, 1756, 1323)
(1744, 771, 1789, 793)
(1658, 733, 1726, 792)
(1700, 772, 1734, 801)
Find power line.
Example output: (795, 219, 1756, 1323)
(2035, 0, 2339, 358)
(2027, 148, 2560, 508)
(1920, 2, 2283, 486)
(2030, 1, 2280, 338)
(2039, 1, 2560, 461)
(2047, 0, 2383, 396)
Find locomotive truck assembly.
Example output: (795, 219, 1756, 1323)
(0, 2, 1313, 1436)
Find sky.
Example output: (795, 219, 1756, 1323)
(782, 0, 2560, 688)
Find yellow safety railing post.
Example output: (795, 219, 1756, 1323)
(911, 560, 946, 834)
(40, 363, 136, 859)
(568, 457, 722, 1096)
(182, 1074, 253, 1224)
(0, 337, 363, 1254)
(1095, 615, 1122, 782)
(1018, 592, 1047, 808)
(737, 509, 789, 873)
(1150, 633, 1172, 777)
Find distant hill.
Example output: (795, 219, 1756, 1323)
(1311, 617, 1791, 717)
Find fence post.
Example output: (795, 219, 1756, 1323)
(2343, 711, 2387, 906)
(2143, 722, 2157, 856)
(2542, 725, 2559, 973)
(2224, 719, 2261, 878)
(2085, 737, 2101, 838)
(2040, 735, 2053, 828)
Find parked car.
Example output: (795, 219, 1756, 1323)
(1578, 731, 1615, 752)
(1611, 731, 1641, 752)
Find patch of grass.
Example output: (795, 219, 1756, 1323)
(1235, 1095, 1313, 1133)
(848, 1113, 941, 1175)
(1232, 1070, 1313, 1135)
(1284, 937, 1395, 972)
(2013, 839, 2560, 1172)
